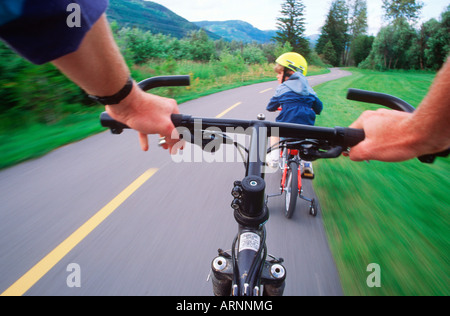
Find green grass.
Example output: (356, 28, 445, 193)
(313, 68, 449, 296)
(0, 109, 105, 169)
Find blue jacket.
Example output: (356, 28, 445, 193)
(0, 0, 108, 64)
(267, 72, 323, 126)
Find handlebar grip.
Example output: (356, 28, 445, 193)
(336, 127, 365, 148)
(100, 76, 191, 134)
(171, 114, 189, 127)
(347, 89, 416, 113)
(347, 89, 449, 163)
(100, 112, 129, 134)
(138, 75, 191, 92)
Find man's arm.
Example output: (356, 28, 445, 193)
(51, 14, 179, 152)
(349, 59, 450, 162)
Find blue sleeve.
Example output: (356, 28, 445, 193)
(312, 96, 323, 115)
(0, 0, 108, 65)
(266, 96, 281, 112)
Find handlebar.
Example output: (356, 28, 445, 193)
(347, 89, 416, 113)
(137, 75, 191, 91)
(170, 114, 364, 149)
(346, 89, 450, 163)
(100, 75, 190, 134)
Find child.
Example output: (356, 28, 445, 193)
(266, 52, 323, 175)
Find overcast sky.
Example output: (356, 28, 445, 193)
(147, 0, 449, 36)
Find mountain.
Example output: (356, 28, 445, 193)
(307, 34, 320, 48)
(106, 0, 312, 46)
(106, 0, 220, 40)
(195, 20, 277, 43)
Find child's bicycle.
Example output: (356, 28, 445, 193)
(267, 138, 318, 219)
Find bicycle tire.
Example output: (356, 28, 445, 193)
(284, 161, 298, 219)
(309, 198, 318, 217)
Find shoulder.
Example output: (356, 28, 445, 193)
(0, 0, 108, 64)
(273, 83, 291, 97)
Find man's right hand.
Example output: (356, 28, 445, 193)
(106, 82, 181, 153)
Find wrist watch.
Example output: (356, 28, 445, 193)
(88, 77, 134, 105)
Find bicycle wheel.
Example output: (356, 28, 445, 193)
(309, 198, 318, 217)
(284, 161, 298, 219)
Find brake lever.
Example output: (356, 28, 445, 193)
(183, 131, 222, 153)
(299, 145, 344, 161)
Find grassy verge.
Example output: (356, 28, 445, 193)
(313, 68, 449, 296)
(0, 62, 328, 170)
(0, 109, 105, 169)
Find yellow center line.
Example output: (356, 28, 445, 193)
(1, 168, 158, 297)
(216, 102, 242, 118)
(259, 88, 273, 94)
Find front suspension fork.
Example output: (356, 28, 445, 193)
(210, 251, 286, 296)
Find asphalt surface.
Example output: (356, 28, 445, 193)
(0, 68, 352, 296)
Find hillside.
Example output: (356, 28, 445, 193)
(106, 0, 220, 39)
(195, 20, 277, 43)
(106, 0, 314, 45)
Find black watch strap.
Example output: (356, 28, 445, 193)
(88, 77, 134, 105)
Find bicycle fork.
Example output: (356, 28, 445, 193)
(209, 177, 286, 296)
(271, 157, 316, 213)
(210, 243, 286, 296)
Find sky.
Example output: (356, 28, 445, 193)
(147, 0, 449, 36)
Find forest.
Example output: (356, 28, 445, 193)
(314, 0, 450, 71)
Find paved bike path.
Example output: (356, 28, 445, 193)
(0, 68, 351, 296)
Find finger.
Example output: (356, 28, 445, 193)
(170, 139, 186, 155)
(348, 142, 370, 161)
(165, 124, 181, 148)
(349, 113, 366, 129)
(139, 133, 149, 152)
(172, 103, 180, 115)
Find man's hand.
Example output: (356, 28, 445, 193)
(106, 82, 180, 153)
(349, 58, 450, 163)
(348, 109, 421, 162)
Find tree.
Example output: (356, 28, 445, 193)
(187, 30, 216, 61)
(351, 35, 374, 66)
(382, 0, 424, 23)
(242, 45, 267, 64)
(422, 6, 450, 70)
(360, 18, 418, 70)
(349, 0, 368, 37)
(316, 0, 349, 66)
(361, 4, 449, 71)
(347, 0, 369, 65)
(322, 40, 338, 65)
(274, 0, 311, 57)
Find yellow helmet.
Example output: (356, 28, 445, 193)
(276, 52, 308, 76)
